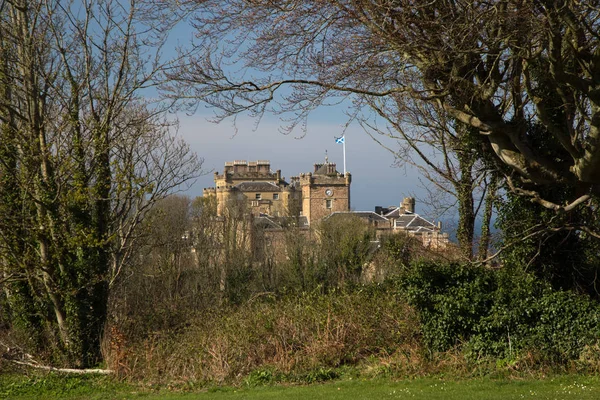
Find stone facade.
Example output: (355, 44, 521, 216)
(204, 159, 351, 225)
(203, 159, 448, 249)
(203, 160, 303, 218)
(299, 162, 352, 225)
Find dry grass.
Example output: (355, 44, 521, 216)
(103, 281, 600, 386)
(104, 289, 421, 384)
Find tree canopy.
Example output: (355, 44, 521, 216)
(0, 0, 201, 367)
(167, 0, 600, 218)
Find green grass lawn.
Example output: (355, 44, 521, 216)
(2, 374, 600, 400)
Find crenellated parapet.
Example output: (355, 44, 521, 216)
(206, 159, 351, 224)
(202, 187, 216, 197)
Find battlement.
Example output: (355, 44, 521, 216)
(299, 171, 351, 186)
(313, 162, 338, 176)
(223, 160, 272, 175)
(203, 187, 216, 196)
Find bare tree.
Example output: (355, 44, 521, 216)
(164, 0, 600, 234)
(0, 0, 201, 367)
(363, 97, 497, 259)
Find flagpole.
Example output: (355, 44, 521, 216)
(343, 137, 346, 175)
(335, 135, 347, 174)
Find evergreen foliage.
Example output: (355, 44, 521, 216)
(403, 262, 600, 363)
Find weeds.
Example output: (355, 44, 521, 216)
(105, 287, 420, 385)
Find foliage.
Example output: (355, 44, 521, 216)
(496, 190, 600, 296)
(402, 262, 600, 363)
(0, 1, 200, 367)
(378, 233, 417, 269)
(317, 215, 377, 287)
(402, 262, 495, 352)
(107, 287, 420, 384)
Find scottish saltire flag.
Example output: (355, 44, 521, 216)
(335, 136, 345, 144)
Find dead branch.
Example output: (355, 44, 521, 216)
(1, 341, 113, 374)
(9, 360, 114, 375)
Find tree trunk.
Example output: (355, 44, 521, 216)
(456, 151, 476, 260)
(478, 176, 497, 261)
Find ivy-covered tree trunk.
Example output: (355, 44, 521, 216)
(0, 19, 48, 354)
(453, 127, 480, 261)
(0, 125, 46, 352)
(497, 187, 600, 296)
(478, 176, 498, 261)
(0, 0, 200, 368)
(456, 164, 475, 260)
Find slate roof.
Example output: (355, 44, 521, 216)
(383, 207, 401, 218)
(325, 211, 390, 224)
(393, 213, 437, 232)
(253, 214, 309, 230)
(324, 209, 439, 234)
(254, 215, 282, 229)
(314, 164, 339, 175)
(234, 181, 282, 192)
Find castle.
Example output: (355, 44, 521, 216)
(203, 160, 448, 248)
(202, 159, 351, 226)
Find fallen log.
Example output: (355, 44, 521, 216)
(1, 341, 113, 375)
(10, 360, 114, 375)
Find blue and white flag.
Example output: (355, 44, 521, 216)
(335, 136, 345, 144)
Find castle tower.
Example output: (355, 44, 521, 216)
(207, 160, 301, 217)
(401, 197, 415, 213)
(299, 161, 351, 225)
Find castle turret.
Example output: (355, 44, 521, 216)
(402, 197, 415, 213)
(300, 161, 351, 225)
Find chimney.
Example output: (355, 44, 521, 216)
(402, 197, 415, 213)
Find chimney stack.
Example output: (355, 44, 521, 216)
(402, 197, 415, 213)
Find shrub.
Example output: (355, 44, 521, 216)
(402, 262, 495, 352)
(403, 261, 600, 364)
(108, 287, 421, 384)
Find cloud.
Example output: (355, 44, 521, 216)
(177, 114, 427, 213)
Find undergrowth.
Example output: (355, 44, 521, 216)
(108, 286, 421, 384)
(101, 262, 600, 387)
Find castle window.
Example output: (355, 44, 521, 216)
(326, 199, 332, 209)
(255, 193, 262, 200)
(273, 193, 279, 200)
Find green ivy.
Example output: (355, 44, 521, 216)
(403, 261, 600, 363)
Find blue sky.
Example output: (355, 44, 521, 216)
(177, 113, 430, 214)
(164, 14, 445, 224)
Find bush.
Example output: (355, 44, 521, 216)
(402, 262, 495, 352)
(108, 287, 421, 384)
(403, 261, 600, 364)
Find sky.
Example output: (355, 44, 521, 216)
(177, 113, 432, 215)
(164, 12, 447, 225)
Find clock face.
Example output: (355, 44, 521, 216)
(325, 189, 333, 197)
